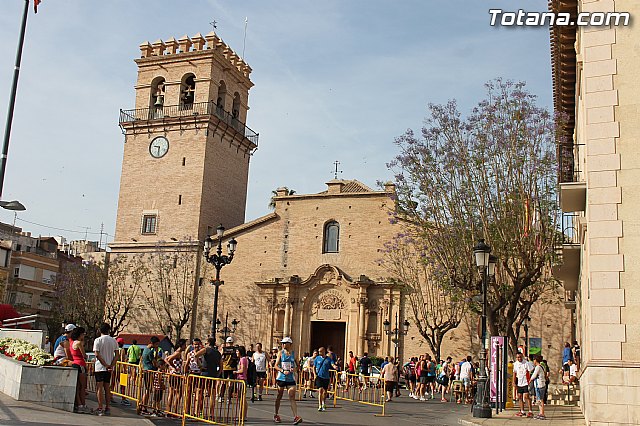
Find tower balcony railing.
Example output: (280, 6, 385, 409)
(119, 101, 259, 147)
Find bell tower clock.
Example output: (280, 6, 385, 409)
(110, 32, 258, 251)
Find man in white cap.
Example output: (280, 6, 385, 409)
(221, 336, 238, 402)
(274, 337, 302, 424)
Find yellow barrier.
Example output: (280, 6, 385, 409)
(334, 371, 388, 416)
(182, 374, 247, 426)
(110, 361, 142, 404)
(137, 369, 186, 418)
(297, 369, 338, 406)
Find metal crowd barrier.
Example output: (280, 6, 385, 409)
(334, 371, 388, 416)
(137, 369, 187, 418)
(296, 369, 338, 405)
(110, 361, 143, 404)
(182, 374, 247, 426)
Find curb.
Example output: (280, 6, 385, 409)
(458, 419, 483, 426)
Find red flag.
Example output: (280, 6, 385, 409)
(34, 0, 41, 13)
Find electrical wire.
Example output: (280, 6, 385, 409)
(13, 216, 115, 238)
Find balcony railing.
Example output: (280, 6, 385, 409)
(560, 212, 581, 245)
(119, 101, 259, 147)
(558, 142, 583, 183)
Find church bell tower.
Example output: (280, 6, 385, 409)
(111, 32, 258, 249)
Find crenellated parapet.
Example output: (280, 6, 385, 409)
(138, 32, 252, 78)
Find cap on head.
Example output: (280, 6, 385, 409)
(281, 337, 293, 344)
(116, 337, 125, 344)
(226, 336, 234, 343)
(65, 324, 77, 332)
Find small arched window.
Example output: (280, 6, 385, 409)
(149, 77, 166, 112)
(323, 221, 340, 253)
(180, 74, 196, 108)
(216, 80, 227, 116)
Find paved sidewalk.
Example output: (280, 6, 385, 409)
(0, 391, 153, 426)
(458, 404, 586, 426)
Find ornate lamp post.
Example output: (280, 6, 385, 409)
(472, 239, 496, 418)
(216, 312, 239, 341)
(203, 224, 237, 343)
(383, 312, 410, 360)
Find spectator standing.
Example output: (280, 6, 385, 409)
(137, 336, 160, 416)
(359, 352, 372, 389)
(572, 341, 581, 370)
(43, 336, 51, 354)
(381, 356, 398, 402)
(69, 327, 89, 414)
(93, 323, 119, 416)
(234, 346, 249, 422)
(458, 356, 474, 404)
(128, 339, 142, 365)
(513, 352, 533, 418)
(562, 342, 573, 369)
(530, 355, 547, 420)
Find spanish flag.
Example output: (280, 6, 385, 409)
(34, 0, 41, 13)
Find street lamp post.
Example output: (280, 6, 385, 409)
(472, 238, 497, 419)
(383, 312, 410, 361)
(216, 312, 239, 341)
(1, 200, 25, 303)
(203, 224, 237, 343)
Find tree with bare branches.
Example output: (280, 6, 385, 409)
(103, 254, 147, 336)
(388, 79, 561, 356)
(382, 234, 467, 360)
(54, 254, 145, 338)
(141, 241, 204, 342)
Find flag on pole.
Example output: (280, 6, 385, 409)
(34, 0, 42, 13)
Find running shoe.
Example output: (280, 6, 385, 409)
(274, 414, 282, 423)
(527, 412, 534, 418)
(419, 396, 425, 401)
(258, 395, 263, 401)
(318, 406, 323, 412)
(293, 416, 303, 424)
(95, 409, 104, 417)
(104, 408, 111, 416)
(515, 411, 525, 417)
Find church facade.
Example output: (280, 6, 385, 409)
(109, 32, 570, 372)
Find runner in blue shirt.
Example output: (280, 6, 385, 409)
(314, 347, 337, 412)
(274, 337, 302, 424)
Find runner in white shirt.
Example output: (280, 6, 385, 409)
(252, 343, 268, 401)
(513, 352, 533, 418)
(459, 356, 474, 403)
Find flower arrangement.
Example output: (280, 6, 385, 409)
(0, 337, 54, 366)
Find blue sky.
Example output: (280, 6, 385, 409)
(0, 0, 551, 246)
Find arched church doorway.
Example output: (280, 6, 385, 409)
(309, 321, 346, 362)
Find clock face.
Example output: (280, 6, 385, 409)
(149, 136, 169, 158)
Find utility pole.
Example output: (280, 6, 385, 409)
(1, 0, 30, 198)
